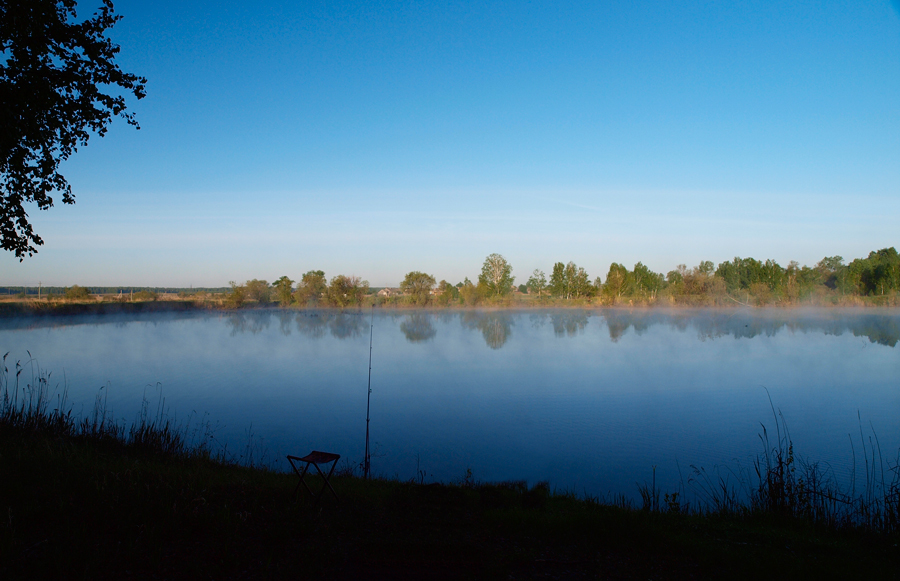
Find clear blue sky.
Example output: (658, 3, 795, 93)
(3, 0, 899, 287)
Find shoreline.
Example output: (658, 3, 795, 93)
(1, 297, 898, 319)
(2, 410, 898, 579)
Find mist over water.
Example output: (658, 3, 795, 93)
(2, 308, 898, 500)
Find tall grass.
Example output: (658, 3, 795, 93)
(639, 396, 900, 532)
(0, 353, 224, 462)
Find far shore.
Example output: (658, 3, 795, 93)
(0, 294, 898, 319)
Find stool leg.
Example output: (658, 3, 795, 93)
(311, 460, 340, 502)
(299, 462, 315, 497)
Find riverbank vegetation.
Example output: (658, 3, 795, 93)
(3, 246, 899, 312)
(1, 358, 899, 579)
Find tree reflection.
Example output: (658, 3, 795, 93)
(549, 311, 589, 337)
(462, 311, 513, 349)
(225, 312, 271, 336)
(595, 310, 900, 348)
(328, 311, 366, 339)
(0, 308, 895, 348)
(529, 313, 547, 329)
(292, 310, 367, 340)
(277, 311, 294, 336)
(400, 313, 437, 343)
(295, 311, 328, 339)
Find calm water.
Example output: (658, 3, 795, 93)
(2, 308, 898, 500)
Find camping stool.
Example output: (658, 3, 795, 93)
(287, 451, 341, 502)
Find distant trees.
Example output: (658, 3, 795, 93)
(244, 279, 271, 303)
(133, 289, 158, 301)
(602, 263, 629, 302)
(434, 280, 458, 306)
(852, 248, 900, 296)
(325, 275, 369, 308)
(214, 245, 899, 311)
(548, 262, 593, 299)
(630, 262, 664, 298)
(295, 270, 327, 305)
(64, 285, 90, 300)
(400, 271, 436, 305)
(458, 277, 480, 306)
(226, 281, 246, 308)
(526, 269, 547, 299)
(273, 276, 294, 306)
(817, 256, 849, 294)
(478, 253, 514, 296)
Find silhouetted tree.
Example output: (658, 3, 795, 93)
(1, 0, 146, 257)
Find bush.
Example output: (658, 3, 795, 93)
(133, 290, 158, 301)
(64, 285, 91, 301)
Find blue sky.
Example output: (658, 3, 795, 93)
(3, 0, 899, 287)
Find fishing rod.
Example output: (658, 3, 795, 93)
(364, 304, 374, 479)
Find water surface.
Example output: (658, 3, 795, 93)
(2, 308, 898, 499)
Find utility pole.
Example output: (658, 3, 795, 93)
(38, 282, 41, 300)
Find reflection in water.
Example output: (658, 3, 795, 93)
(328, 312, 367, 340)
(226, 312, 271, 336)
(462, 311, 514, 349)
(295, 311, 328, 339)
(529, 313, 547, 329)
(550, 311, 590, 337)
(400, 313, 436, 343)
(607, 317, 630, 343)
(277, 311, 293, 336)
(0, 308, 897, 347)
(601, 310, 900, 347)
(293, 310, 367, 340)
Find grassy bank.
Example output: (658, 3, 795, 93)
(2, 362, 899, 579)
(4, 432, 899, 580)
(0, 298, 213, 318)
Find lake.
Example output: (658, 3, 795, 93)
(2, 308, 898, 501)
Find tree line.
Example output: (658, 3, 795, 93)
(222, 247, 899, 308)
(13, 247, 896, 308)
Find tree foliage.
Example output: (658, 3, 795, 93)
(478, 253, 514, 296)
(64, 284, 90, 300)
(434, 280, 458, 306)
(602, 263, 629, 302)
(1, 0, 146, 257)
(295, 270, 326, 305)
(325, 275, 369, 308)
(548, 261, 593, 299)
(226, 281, 246, 308)
(244, 279, 270, 303)
(526, 269, 547, 299)
(400, 271, 436, 305)
(273, 276, 294, 307)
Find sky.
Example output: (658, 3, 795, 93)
(3, 0, 900, 287)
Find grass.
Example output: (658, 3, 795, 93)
(2, 358, 899, 579)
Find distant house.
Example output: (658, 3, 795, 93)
(377, 287, 403, 297)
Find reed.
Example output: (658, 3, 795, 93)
(634, 396, 900, 533)
(0, 354, 230, 464)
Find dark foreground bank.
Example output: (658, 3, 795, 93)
(2, 356, 899, 579)
(2, 430, 898, 580)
